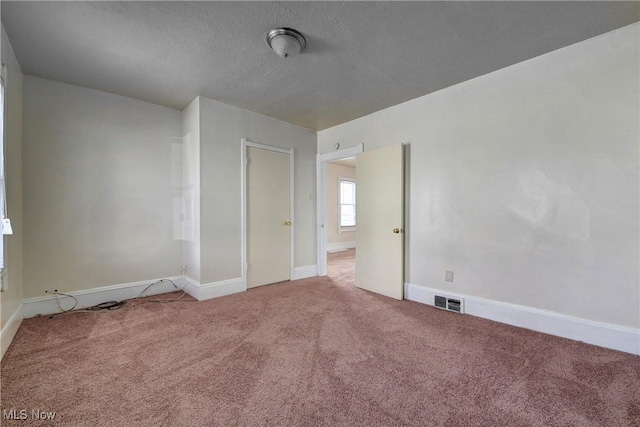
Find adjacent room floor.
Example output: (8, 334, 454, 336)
(327, 248, 355, 281)
(1, 253, 639, 426)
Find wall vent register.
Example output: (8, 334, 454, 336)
(434, 295, 464, 314)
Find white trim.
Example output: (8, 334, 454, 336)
(326, 241, 356, 252)
(291, 265, 318, 280)
(183, 276, 244, 301)
(22, 276, 185, 318)
(241, 138, 295, 289)
(289, 147, 295, 282)
(181, 275, 201, 299)
(405, 283, 640, 355)
(244, 140, 291, 155)
(241, 139, 247, 290)
(316, 144, 364, 276)
(338, 227, 356, 234)
(1, 303, 22, 360)
(317, 145, 364, 163)
(316, 156, 325, 275)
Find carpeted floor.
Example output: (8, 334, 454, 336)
(2, 249, 639, 426)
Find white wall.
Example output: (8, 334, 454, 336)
(181, 98, 201, 283)
(22, 76, 183, 298)
(198, 97, 317, 284)
(20, 81, 316, 300)
(1, 24, 24, 335)
(325, 162, 356, 250)
(318, 24, 639, 328)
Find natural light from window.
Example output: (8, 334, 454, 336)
(339, 179, 356, 229)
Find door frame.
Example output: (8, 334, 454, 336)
(241, 138, 295, 290)
(316, 143, 364, 276)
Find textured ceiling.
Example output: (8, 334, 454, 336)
(2, 1, 639, 131)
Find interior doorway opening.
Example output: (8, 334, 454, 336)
(325, 156, 356, 259)
(316, 144, 363, 276)
(327, 248, 355, 284)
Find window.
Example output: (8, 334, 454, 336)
(339, 178, 356, 229)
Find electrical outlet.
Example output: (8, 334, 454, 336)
(445, 270, 454, 283)
(44, 289, 60, 295)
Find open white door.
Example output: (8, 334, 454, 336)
(355, 144, 404, 300)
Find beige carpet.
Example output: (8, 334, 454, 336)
(2, 249, 639, 426)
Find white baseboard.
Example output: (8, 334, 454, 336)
(405, 283, 640, 356)
(1, 304, 23, 360)
(327, 241, 355, 252)
(22, 276, 186, 318)
(292, 265, 318, 280)
(183, 276, 244, 301)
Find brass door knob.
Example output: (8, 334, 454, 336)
(284, 221, 292, 226)
(393, 228, 403, 234)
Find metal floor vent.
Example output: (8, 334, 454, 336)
(434, 295, 464, 314)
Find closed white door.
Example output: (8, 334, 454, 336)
(247, 147, 291, 288)
(355, 144, 404, 300)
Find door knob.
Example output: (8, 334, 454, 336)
(393, 228, 403, 234)
(284, 221, 292, 226)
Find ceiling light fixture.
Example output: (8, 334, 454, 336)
(266, 27, 306, 58)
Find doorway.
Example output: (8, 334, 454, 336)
(242, 139, 294, 289)
(327, 248, 356, 282)
(325, 158, 357, 278)
(316, 144, 363, 276)
(317, 143, 405, 301)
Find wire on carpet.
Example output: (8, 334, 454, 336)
(48, 279, 189, 318)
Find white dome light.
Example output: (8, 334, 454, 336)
(266, 28, 306, 58)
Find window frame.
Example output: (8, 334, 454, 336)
(338, 177, 356, 233)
